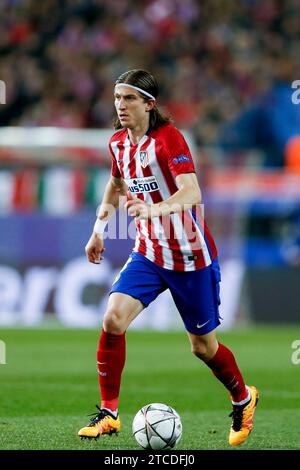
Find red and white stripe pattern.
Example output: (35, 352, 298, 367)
(109, 124, 217, 271)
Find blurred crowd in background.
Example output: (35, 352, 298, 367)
(1, 0, 300, 166)
(1, 1, 300, 325)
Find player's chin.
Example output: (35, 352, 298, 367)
(119, 117, 130, 126)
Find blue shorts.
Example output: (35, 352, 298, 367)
(110, 252, 221, 335)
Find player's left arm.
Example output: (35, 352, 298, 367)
(125, 173, 201, 220)
(154, 173, 201, 216)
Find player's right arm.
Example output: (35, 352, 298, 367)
(85, 175, 126, 264)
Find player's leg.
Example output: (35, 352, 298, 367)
(78, 292, 143, 439)
(97, 292, 144, 413)
(78, 253, 166, 439)
(167, 258, 259, 446)
(188, 330, 259, 446)
(187, 329, 249, 401)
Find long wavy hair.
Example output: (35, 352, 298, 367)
(113, 69, 171, 131)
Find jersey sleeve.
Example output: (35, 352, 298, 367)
(166, 126, 195, 177)
(109, 141, 121, 178)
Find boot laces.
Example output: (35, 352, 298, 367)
(87, 405, 110, 427)
(229, 405, 244, 432)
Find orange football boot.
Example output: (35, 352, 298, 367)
(78, 406, 120, 439)
(229, 385, 259, 446)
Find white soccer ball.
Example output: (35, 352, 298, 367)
(132, 403, 182, 450)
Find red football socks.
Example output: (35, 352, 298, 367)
(97, 328, 126, 412)
(206, 343, 249, 403)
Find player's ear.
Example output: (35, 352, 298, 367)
(145, 100, 155, 112)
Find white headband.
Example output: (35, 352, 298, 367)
(115, 83, 156, 101)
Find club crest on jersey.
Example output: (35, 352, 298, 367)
(139, 150, 149, 168)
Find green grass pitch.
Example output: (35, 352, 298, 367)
(0, 326, 299, 450)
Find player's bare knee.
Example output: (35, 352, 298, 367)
(103, 307, 126, 334)
(191, 342, 210, 361)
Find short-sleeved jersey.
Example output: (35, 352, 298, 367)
(109, 123, 217, 271)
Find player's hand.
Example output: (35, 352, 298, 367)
(125, 192, 159, 220)
(85, 232, 105, 264)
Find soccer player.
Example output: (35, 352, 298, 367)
(78, 69, 259, 446)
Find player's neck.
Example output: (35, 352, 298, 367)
(127, 120, 149, 145)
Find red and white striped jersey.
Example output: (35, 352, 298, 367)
(109, 123, 217, 271)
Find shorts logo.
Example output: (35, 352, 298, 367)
(140, 151, 149, 168)
(196, 319, 210, 329)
